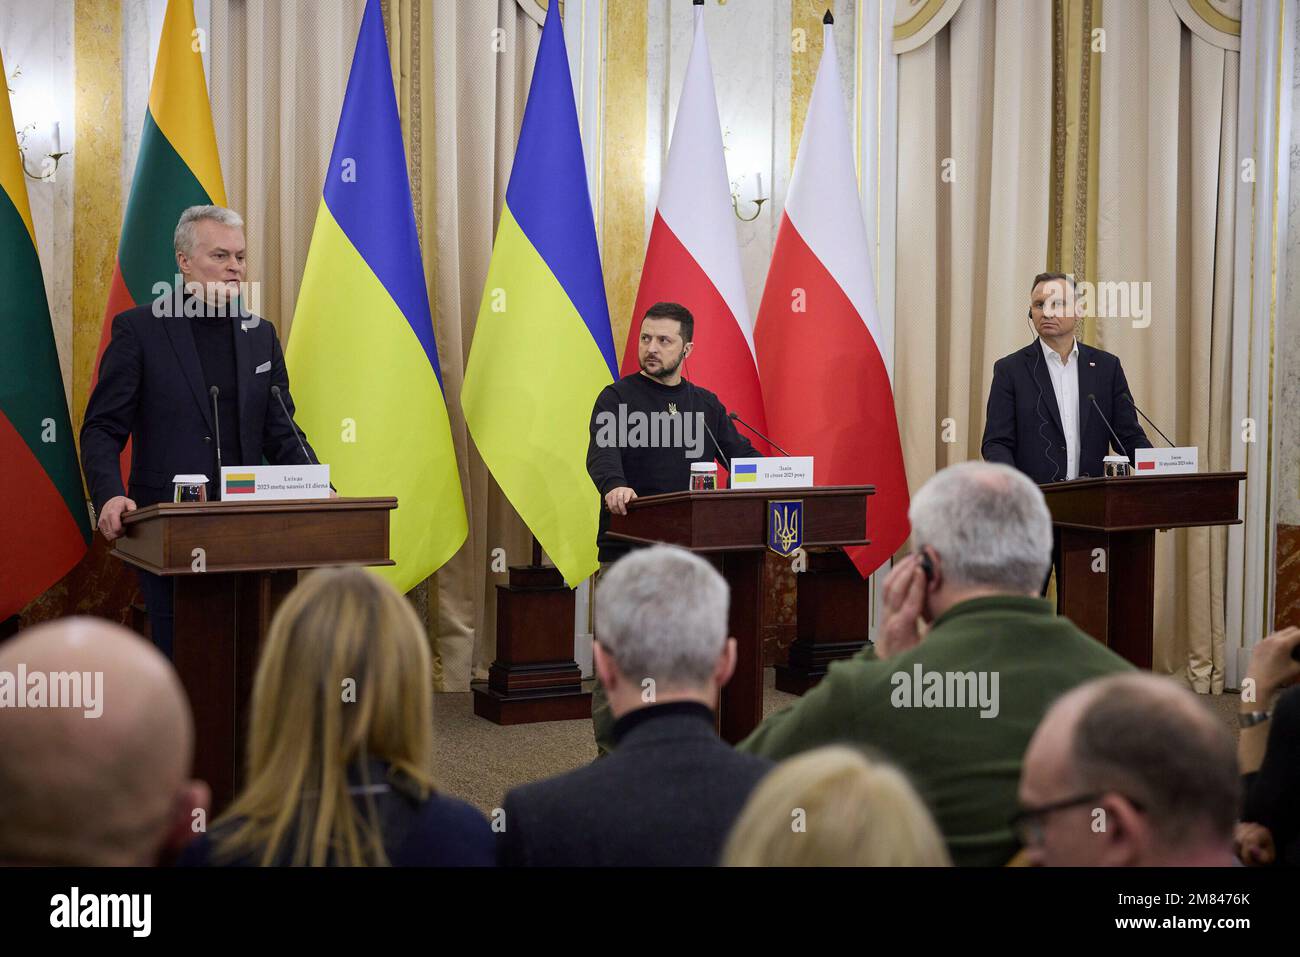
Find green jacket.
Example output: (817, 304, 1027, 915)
(738, 595, 1133, 866)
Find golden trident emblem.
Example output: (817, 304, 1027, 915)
(771, 503, 800, 555)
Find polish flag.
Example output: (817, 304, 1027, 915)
(620, 2, 768, 456)
(754, 13, 909, 577)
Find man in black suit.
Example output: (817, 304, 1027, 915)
(981, 272, 1150, 593)
(498, 545, 772, 866)
(81, 205, 322, 658)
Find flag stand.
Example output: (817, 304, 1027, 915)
(471, 535, 591, 726)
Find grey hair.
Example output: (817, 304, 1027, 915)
(595, 545, 729, 690)
(909, 461, 1052, 593)
(174, 205, 244, 256)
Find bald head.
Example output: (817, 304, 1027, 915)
(0, 617, 199, 865)
(1020, 673, 1238, 866)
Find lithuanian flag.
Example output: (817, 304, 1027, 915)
(0, 45, 91, 618)
(461, 1, 618, 586)
(287, 0, 467, 591)
(92, 0, 226, 482)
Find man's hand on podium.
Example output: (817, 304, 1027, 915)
(877, 553, 928, 661)
(98, 495, 138, 541)
(605, 486, 636, 515)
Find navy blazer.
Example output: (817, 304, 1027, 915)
(981, 340, 1151, 484)
(498, 702, 773, 867)
(177, 760, 496, 867)
(80, 302, 320, 513)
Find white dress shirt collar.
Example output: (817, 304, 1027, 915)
(1039, 337, 1079, 364)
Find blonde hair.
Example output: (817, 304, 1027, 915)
(212, 566, 435, 866)
(722, 746, 951, 867)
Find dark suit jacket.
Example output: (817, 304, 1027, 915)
(981, 340, 1151, 484)
(80, 302, 320, 513)
(499, 702, 772, 866)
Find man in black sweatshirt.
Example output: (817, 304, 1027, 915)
(584, 301, 758, 754)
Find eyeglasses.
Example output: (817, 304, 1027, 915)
(1009, 792, 1145, 847)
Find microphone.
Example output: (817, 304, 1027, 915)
(1123, 392, 1175, 447)
(1088, 393, 1127, 458)
(685, 379, 730, 472)
(728, 411, 792, 456)
(699, 415, 731, 473)
(209, 385, 224, 476)
(271, 385, 317, 465)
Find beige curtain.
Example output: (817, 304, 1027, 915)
(210, 0, 545, 690)
(895, 0, 1239, 691)
(393, 0, 541, 689)
(1093, 0, 1237, 691)
(894, 0, 1055, 479)
(209, 0, 366, 338)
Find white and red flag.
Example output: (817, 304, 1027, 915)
(754, 14, 909, 577)
(620, 2, 768, 454)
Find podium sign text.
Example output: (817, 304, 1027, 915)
(220, 464, 331, 500)
(730, 456, 814, 489)
(1133, 447, 1199, 475)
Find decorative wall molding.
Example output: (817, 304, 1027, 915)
(1171, 0, 1242, 50)
(893, 0, 962, 54)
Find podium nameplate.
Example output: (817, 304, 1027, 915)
(1133, 447, 1198, 475)
(220, 464, 331, 501)
(730, 456, 814, 489)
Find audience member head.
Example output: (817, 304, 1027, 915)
(594, 545, 736, 720)
(907, 461, 1054, 620)
(215, 566, 436, 866)
(722, 746, 951, 866)
(0, 617, 205, 865)
(1017, 673, 1239, 866)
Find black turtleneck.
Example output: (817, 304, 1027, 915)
(586, 372, 758, 561)
(190, 312, 244, 470)
(610, 700, 716, 746)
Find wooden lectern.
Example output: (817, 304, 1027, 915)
(113, 497, 397, 810)
(1040, 472, 1244, 668)
(607, 486, 873, 743)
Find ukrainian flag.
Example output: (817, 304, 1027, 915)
(462, 2, 617, 586)
(286, 0, 466, 591)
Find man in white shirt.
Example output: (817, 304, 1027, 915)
(1041, 329, 1081, 479)
(982, 272, 1150, 485)
(981, 273, 1151, 592)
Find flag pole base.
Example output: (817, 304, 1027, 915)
(472, 561, 590, 725)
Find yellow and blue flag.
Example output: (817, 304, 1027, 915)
(286, 0, 466, 591)
(462, 2, 617, 586)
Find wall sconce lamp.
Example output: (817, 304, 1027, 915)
(18, 121, 68, 182)
(7, 67, 69, 182)
(731, 171, 768, 222)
